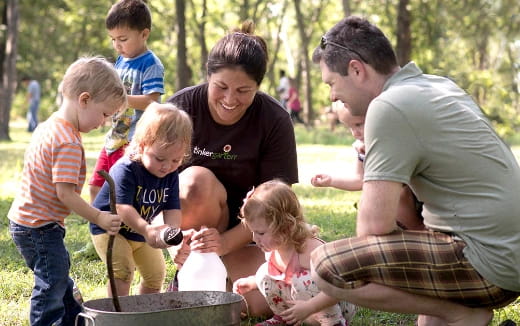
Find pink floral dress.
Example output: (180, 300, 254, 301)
(255, 249, 356, 325)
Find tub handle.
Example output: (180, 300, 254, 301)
(76, 312, 95, 326)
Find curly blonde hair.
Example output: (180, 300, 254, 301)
(126, 102, 192, 162)
(239, 179, 318, 253)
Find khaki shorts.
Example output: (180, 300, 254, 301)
(92, 233, 166, 291)
(311, 230, 519, 309)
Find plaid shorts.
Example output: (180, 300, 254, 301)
(311, 230, 519, 309)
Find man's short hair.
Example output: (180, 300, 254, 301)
(312, 16, 397, 76)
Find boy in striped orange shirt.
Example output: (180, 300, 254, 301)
(8, 56, 127, 326)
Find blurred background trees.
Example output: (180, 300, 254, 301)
(1, 0, 519, 141)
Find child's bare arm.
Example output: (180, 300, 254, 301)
(311, 161, 363, 191)
(128, 92, 161, 110)
(55, 182, 120, 235)
(116, 203, 168, 248)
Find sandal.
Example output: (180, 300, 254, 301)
(255, 315, 287, 326)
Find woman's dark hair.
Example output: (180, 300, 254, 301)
(207, 20, 268, 85)
(312, 16, 397, 76)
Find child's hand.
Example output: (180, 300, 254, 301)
(352, 139, 365, 154)
(279, 300, 311, 325)
(169, 229, 195, 269)
(96, 211, 121, 235)
(311, 174, 332, 187)
(232, 276, 256, 295)
(143, 224, 171, 249)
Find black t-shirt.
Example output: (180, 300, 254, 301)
(167, 83, 298, 227)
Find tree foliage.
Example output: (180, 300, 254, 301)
(3, 0, 519, 140)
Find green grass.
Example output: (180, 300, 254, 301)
(1, 121, 518, 325)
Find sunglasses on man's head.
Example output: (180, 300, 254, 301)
(319, 35, 367, 63)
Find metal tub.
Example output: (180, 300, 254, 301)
(77, 291, 244, 326)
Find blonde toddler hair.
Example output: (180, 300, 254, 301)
(240, 179, 318, 253)
(126, 102, 193, 162)
(61, 56, 126, 105)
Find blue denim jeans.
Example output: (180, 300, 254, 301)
(9, 221, 82, 326)
(27, 100, 39, 132)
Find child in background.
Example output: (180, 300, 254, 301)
(233, 180, 357, 326)
(90, 103, 192, 297)
(8, 57, 126, 326)
(287, 77, 305, 125)
(311, 104, 424, 230)
(89, 0, 165, 203)
(311, 103, 364, 191)
(21, 76, 41, 132)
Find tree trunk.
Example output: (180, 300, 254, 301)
(198, 0, 208, 81)
(238, 0, 250, 22)
(266, 0, 288, 95)
(396, 0, 411, 67)
(342, 0, 351, 17)
(293, 0, 314, 125)
(0, 0, 18, 141)
(175, 0, 192, 91)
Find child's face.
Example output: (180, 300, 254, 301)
(247, 217, 279, 253)
(141, 141, 186, 178)
(108, 26, 149, 59)
(78, 95, 123, 133)
(338, 106, 365, 141)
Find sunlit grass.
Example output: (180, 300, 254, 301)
(1, 123, 518, 325)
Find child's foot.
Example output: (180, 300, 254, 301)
(255, 315, 286, 326)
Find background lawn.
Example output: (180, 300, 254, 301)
(0, 121, 518, 325)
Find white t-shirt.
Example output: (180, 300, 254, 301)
(277, 76, 290, 100)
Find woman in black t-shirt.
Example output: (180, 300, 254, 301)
(166, 20, 298, 317)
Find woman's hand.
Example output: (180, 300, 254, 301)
(189, 227, 223, 254)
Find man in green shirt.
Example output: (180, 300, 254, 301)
(309, 16, 520, 326)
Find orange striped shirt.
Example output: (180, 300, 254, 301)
(8, 114, 85, 228)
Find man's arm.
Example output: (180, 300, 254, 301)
(356, 180, 401, 236)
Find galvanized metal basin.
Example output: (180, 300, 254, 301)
(77, 291, 244, 326)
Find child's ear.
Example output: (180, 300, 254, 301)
(141, 28, 150, 40)
(78, 92, 90, 106)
